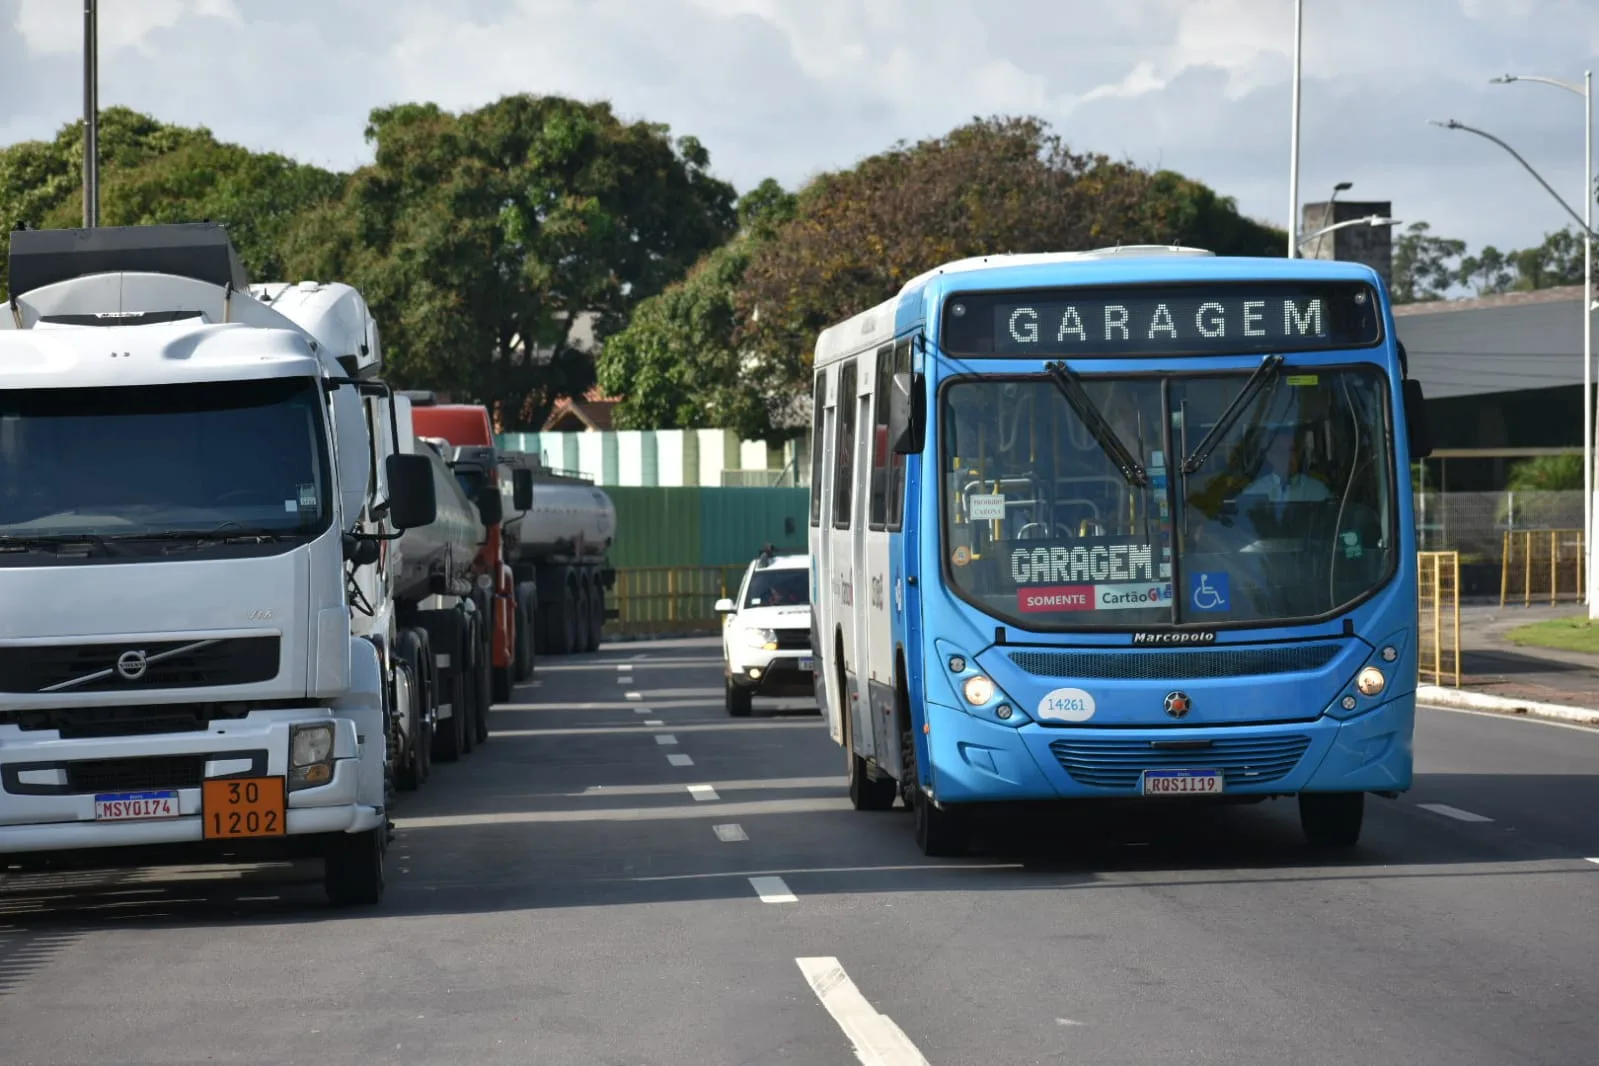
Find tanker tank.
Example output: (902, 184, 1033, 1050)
(395, 440, 482, 603)
(507, 479, 616, 561)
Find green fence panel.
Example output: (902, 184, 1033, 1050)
(698, 487, 811, 566)
(604, 486, 704, 569)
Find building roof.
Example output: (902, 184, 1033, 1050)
(1393, 285, 1594, 400)
(542, 385, 620, 431)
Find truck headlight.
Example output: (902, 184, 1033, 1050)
(290, 722, 335, 791)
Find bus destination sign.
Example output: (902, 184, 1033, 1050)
(941, 282, 1383, 358)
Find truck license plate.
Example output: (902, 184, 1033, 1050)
(798, 657, 815, 671)
(94, 791, 180, 821)
(202, 777, 286, 839)
(1141, 769, 1223, 796)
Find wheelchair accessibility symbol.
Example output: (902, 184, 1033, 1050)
(1190, 572, 1230, 612)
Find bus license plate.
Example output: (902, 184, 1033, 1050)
(202, 777, 286, 839)
(94, 791, 180, 821)
(1142, 769, 1223, 796)
(798, 657, 814, 671)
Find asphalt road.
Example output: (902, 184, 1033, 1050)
(3, 637, 1599, 1065)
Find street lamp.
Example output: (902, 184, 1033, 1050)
(1436, 70, 1595, 612)
(82, 0, 98, 227)
(1309, 181, 1355, 260)
(1296, 214, 1401, 251)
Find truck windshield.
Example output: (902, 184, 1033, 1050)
(0, 377, 332, 539)
(940, 365, 1394, 628)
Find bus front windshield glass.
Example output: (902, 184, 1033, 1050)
(940, 367, 1394, 628)
(0, 377, 332, 542)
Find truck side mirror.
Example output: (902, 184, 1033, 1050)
(888, 371, 924, 455)
(512, 468, 534, 511)
(477, 484, 504, 527)
(1402, 378, 1432, 460)
(385, 453, 437, 530)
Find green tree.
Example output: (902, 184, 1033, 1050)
(283, 94, 738, 430)
(1391, 221, 1466, 303)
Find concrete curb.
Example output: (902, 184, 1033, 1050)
(1417, 684, 1599, 727)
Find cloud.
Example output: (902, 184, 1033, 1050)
(1, 0, 1593, 259)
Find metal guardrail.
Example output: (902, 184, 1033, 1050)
(1419, 550, 1462, 688)
(604, 565, 748, 635)
(1500, 529, 1585, 606)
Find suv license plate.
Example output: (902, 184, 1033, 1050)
(798, 657, 815, 671)
(1141, 769, 1223, 796)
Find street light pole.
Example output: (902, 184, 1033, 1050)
(1287, 0, 1303, 257)
(82, 0, 98, 228)
(1297, 214, 1401, 251)
(1308, 180, 1354, 260)
(1484, 71, 1594, 614)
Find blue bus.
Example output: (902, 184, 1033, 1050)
(806, 246, 1432, 855)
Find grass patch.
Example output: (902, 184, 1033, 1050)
(1504, 615, 1599, 654)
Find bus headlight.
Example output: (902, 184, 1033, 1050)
(1356, 667, 1386, 697)
(962, 675, 995, 706)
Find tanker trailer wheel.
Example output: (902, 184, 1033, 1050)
(459, 612, 478, 754)
(474, 608, 494, 744)
(587, 579, 605, 652)
(394, 629, 431, 790)
(430, 611, 467, 764)
(568, 578, 586, 655)
(514, 585, 537, 682)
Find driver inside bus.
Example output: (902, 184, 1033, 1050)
(1244, 427, 1330, 502)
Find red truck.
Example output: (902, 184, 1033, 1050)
(401, 394, 533, 703)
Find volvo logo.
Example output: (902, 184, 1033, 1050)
(115, 650, 150, 681)
(1163, 691, 1192, 719)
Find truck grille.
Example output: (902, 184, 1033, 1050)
(65, 755, 206, 793)
(4, 703, 258, 739)
(0, 636, 280, 694)
(1010, 644, 1341, 680)
(1048, 734, 1313, 790)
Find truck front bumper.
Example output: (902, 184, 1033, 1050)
(0, 711, 380, 857)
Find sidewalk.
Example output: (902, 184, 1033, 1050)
(1418, 602, 1599, 726)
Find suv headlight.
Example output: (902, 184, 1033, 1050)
(744, 628, 778, 650)
(289, 722, 335, 791)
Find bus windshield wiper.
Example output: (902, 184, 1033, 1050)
(1181, 354, 1286, 475)
(1043, 360, 1148, 487)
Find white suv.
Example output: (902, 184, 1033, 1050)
(714, 549, 815, 717)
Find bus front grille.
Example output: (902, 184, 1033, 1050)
(1048, 735, 1313, 790)
(1009, 644, 1341, 680)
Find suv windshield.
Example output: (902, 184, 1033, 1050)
(744, 567, 810, 608)
(941, 366, 1394, 628)
(1, 377, 332, 540)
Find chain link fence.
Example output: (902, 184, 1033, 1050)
(1415, 490, 1586, 602)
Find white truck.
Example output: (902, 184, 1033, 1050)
(0, 222, 438, 905)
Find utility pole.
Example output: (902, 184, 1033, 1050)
(83, 0, 99, 227)
(1287, 0, 1303, 257)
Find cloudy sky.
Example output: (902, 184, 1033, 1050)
(2, 0, 1596, 262)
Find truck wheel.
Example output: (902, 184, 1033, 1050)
(393, 660, 422, 792)
(460, 614, 478, 754)
(587, 580, 605, 651)
(573, 579, 590, 654)
(475, 612, 494, 744)
(514, 587, 536, 681)
(324, 827, 385, 906)
(394, 629, 430, 790)
(1300, 792, 1364, 847)
(430, 613, 467, 764)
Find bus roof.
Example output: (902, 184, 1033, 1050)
(810, 248, 1387, 368)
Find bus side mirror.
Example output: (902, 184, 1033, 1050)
(385, 453, 438, 530)
(1402, 378, 1432, 460)
(477, 484, 504, 527)
(512, 468, 534, 511)
(888, 371, 924, 455)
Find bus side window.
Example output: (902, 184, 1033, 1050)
(869, 343, 893, 530)
(888, 337, 912, 531)
(833, 359, 858, 530)
(808, 370, 826, 528)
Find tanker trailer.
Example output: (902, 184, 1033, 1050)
(500, 452, 617, 657)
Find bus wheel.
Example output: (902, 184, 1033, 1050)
(849, 753, 897, 811)
(910, 745, 967, 856)
(1299, 792, 1364, 847)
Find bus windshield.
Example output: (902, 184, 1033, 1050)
(940, 365, 1395, 628)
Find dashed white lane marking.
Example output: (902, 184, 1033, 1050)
(749, 876, 797, 903)
(713, 824, 748, 842)
(617, 663, 632, 672)
(1056, 1018, 1085, 1027)
(617, 677, 631, 683)
(667, 753, 695, 767)
(654, 734, 678, 746)
(1418, 803, 1494, 823)
(644, 719, 665, 726)
(1586, 858, 1599, 866)
(625, 691, 643, 700)
(632, 652, 648, 660)
(687, 784, 719, 801)
(634, 707, 651, 715)
(795, 957, 931, 1066)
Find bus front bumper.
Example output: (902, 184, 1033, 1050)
(924, 695, 1414, 804)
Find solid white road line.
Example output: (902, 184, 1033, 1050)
(1418, 802, 1494, 823)
(713, 824, 748, 842)
(654, 734, 678, 746)
(668, 753, 695, 767)
(686, 784, 719, 801)
(749, 876, 796, 903)
(795, 957, 932, 1066)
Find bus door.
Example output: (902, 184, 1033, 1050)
(813, 368, 843, 745)
(830, 357, 869, 760)
(863, 341, 902, 777)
